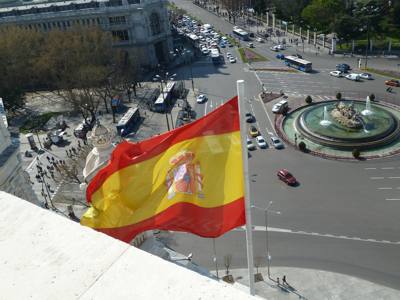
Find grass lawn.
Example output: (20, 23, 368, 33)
(362, 67, 400, 80)
(238, 48, 268, 63)
(20, 111, 63, 133)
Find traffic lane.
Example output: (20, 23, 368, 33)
(249, 146, 400, 243)
(164, 230, 400, 290)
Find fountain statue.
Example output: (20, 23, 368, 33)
(362, 96, 373, 116)
(320, 106, 332, 126)
(331, 102, 362, 129)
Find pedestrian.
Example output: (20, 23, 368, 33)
(77, 140, 81, 148)
(51, 157, 55, 162)
(282, 275, 287, 285)
(277, 277, 280, 285)
(65, 149, 69, 157)
(46, 156, 50, 162)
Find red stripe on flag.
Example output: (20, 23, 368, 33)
(87, 96, 239, 202)
(95, 197, 245, 243)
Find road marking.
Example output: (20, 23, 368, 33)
(386, 199, 400, 201)
(381, 167, 395, 170)
(365, 167, 376, 170)
(238, 226, 400, 245)
(370, 177, 384, 180)
(378, 187, 393, 190)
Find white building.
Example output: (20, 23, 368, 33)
(0, 0, 173, 67)
(0, 111, 39, 205)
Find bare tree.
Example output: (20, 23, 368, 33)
(220, 0, 245, 23)
(223, 254, 232, 275)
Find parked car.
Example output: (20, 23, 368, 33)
(229, 56, 236, 63)
(249, 126, 260, 137)
(276, 44, 285, 50)
(345, 73, 360, 81)
(226, 52, 232, 58)
(256, 136, 267, 148)
(248, 42, 254, 48)
(336, 63, 351, 73)
(196, 94, 207, 103)
(385, 79, 400, 87)
(276, 53, 285, 60)
(272, 100, 288, 114)
(270, 136, 284, 149)
(256, 37, 264, 43)
(359, 72, 373, 80)
(246, 137, 256, 150)
(329, 70, 343, 77)
(277, 169, 297, 186)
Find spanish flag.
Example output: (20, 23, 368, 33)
(81, 96, 245, 242)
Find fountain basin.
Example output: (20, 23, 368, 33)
(291, 100, 400, 150)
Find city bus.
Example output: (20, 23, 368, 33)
(284, 56, 312, 72)
(210, 48, 221, 64)
(116, 106, 140, 136)
(232, 28, 249, 41)
(153, 82, 176, 112)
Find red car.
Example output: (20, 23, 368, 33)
(385, 79, 400, 87)
(277, 169, 297, 186)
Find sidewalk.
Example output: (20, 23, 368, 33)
(213, 266, 400, 300)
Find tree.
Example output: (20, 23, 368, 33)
(298, 141, 307, 151)
(301, 0, 346, 32)
(352, 148, 360, 159)
(331, 14, 361, 43)
(273, 0, 310, 24)
(305, 95, 313, 104)
(34, 27, 116, 125)
(0, 26, 43, 111)
(220, 0, 244, 23)
(336, 92, 342, 100)
(369, 93, 375, 101)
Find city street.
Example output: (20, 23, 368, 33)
(169, 0, 400, 290)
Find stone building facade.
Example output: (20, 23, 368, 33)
(0, 118, 39, 205)
(0, 0, 173, 67)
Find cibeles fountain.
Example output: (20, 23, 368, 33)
(281, 96, 400, 155)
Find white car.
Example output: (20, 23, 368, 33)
(270, 45, 280, 52)
(277, 44, 285, 50)
(330, 70, 343, 77)
(270, 136, 284, 149)
(229, 57, 236, 63)
(359, 72, 373, 80)
(345, 73, 360, 81)
(247, 137, 256, 150)
(256, 37, 264, 43)
(256, 136, 267, 148)
(272, 100, 288, 114)
(226, 52, 232, 57)
(196, 94, 207, 103)
(201, 48, 210, 55)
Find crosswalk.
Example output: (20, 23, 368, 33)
(284, 93, 333, 101)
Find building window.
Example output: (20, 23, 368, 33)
(109, 16, 126, 25)
(111, 30, 129, 41)
(106, 0, 122, 7)
(149, 12, 161, 35)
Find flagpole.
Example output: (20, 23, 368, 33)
(237, 80, 255, 295)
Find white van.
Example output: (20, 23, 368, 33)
(345, 73, 360, 81)
(272, 100, 288, 114)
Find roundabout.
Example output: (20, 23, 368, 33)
(280, 98, 400, 159)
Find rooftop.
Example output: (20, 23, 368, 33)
(0, 191, 256, 300)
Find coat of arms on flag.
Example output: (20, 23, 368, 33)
(166, 151, 204, 200)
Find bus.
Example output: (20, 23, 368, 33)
(153, 82, 176, 112)
(210, 48, 220, 64)
(116, 106, 140, 136)
(232, 28, 249, 41)
(284, 56, 312, 72)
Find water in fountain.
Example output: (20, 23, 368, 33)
(319, 106, 332, 126)
(362, 96, 373, 116)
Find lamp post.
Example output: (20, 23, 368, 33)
(252, 202, 281, 280)
(153, 71, 176, 131)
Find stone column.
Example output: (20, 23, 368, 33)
(370, 39, 373, 52)
(307, 29, 310, 44)
(272, 14, 275, 29)
(266, 13, 269, 27)
(322, 34, 325, 48)
(352, 40, 355, 53)
(299, 27, 302, 39)
(388, 38, 392, 53)
(313, 31, 317, 46)
(331, 37, 337, 53)
(292, 24, 295, 35)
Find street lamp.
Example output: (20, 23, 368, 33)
(251, 202, 281, 280)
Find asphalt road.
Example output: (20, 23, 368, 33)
(170, 0, 400, 290)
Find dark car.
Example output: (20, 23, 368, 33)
(245, 112, 255, 123)
(336, 63, 351, 73)
(276, 53, 285, 60)
(277, 169, 297, 185)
